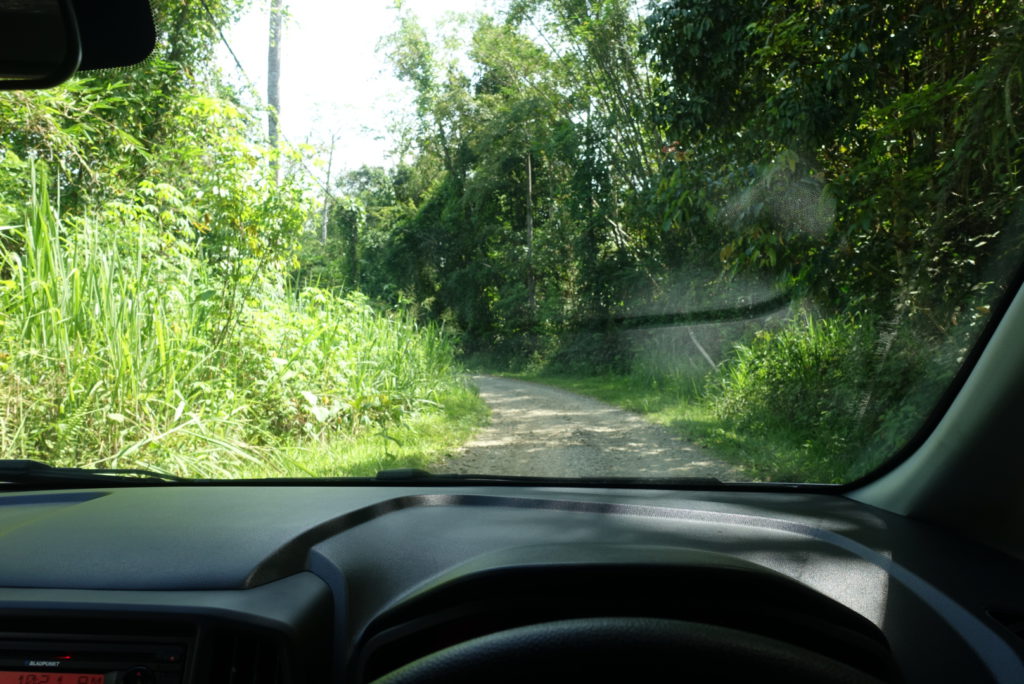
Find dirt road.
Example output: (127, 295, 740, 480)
(443, 375, 744, 480)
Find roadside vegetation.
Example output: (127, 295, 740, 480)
(1, 0, 1021, 482)
(511, 310, 958, 483)
(0, 2, 484, 477)
(0, 168, 481, 476)
(374, 0, 1019, 483)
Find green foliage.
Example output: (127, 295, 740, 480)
(291, 231, 348, 291)
(710, 312, 957, 482)
(645, 0, 1024, 322)
(355, 0, 1024, 483)
(0, 169, 469, 476)
(268, 384, 488, 478)
(373, 2, 663, 360)
(0, 0, 485, 480)
(161, 92, 310, 267)
(2, 0, 1020, 483)
(714, 315, 876, 442)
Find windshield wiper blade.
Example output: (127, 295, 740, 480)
(374, 468, 723, 487)
(0, 459, 188, 486)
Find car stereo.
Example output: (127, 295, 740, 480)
(0, 636, 188, 684)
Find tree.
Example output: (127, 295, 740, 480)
(320, 133, 337, 244)
(267, 0, 284, 181)
(333, 197, 366, 289)
(373, 3, 663, 357)
(644, 0, 1024, 330)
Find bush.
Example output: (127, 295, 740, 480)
(713, 314, 870, 434)
(710, 311, 955, 480)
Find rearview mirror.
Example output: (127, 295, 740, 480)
(0, 0, 81, 90)
(0, 0, 158, 91)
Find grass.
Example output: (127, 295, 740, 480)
(262, 384, 489, 478)
(0, 167, 487, 478)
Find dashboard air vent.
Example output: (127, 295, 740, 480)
(204, 628, 289, 684)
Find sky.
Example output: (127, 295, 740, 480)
(219, 0, 499, 178)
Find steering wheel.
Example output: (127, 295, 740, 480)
(371, 616, 888, 683)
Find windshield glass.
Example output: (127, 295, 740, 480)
(1, 0, 1021, 484)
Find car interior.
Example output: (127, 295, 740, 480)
(1, 2, 1023, 683)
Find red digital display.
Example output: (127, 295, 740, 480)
(0, 674, 103, 684)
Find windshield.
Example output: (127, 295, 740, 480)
(0, 0, 1021, 484)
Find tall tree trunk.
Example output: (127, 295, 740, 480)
(267, 0, 283, 182)
(320, 134, 336, 244)
(526, 151, 536, 314)
(581, 110, 602, 321)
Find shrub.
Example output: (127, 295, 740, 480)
(713, 314, 869, 434)
(710, 311, 955, 480)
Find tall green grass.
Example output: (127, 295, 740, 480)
(0, 168, 481, 477)
(713, 315, 873, 442)
(709, 312, 955, 481)
(1, 167, 210, 467)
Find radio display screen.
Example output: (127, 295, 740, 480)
(0, 674, 104, 684)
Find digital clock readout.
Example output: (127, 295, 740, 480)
(0, 674, 103, 684)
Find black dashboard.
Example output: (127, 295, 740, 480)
(0, 485, 1022, 682)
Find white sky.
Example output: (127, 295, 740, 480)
(219, 0, 500, 177)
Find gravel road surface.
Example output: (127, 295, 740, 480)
(443, 375, 744, 480)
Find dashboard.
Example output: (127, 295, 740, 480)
(0, 485, 1022, 682)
